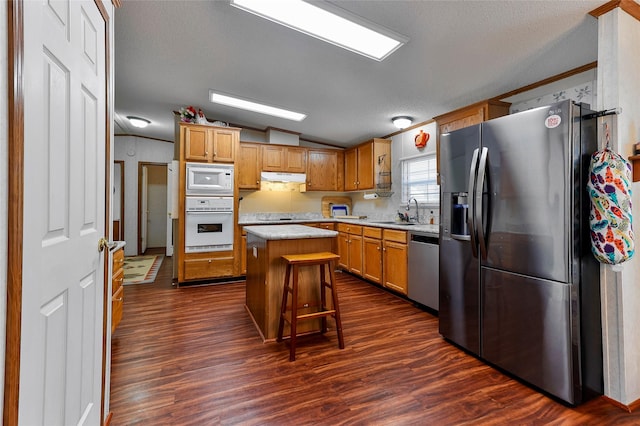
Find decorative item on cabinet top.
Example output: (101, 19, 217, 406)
(180, 106, 197, 123)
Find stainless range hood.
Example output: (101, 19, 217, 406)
(260, 171, 307, 183)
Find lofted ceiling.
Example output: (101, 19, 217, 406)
(114, 0, 602, 147)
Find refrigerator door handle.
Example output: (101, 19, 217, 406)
(476, 147, 489, 259)
(467, 148, 480, 257)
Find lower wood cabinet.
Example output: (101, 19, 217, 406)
(183, 251, 234, 280)
(362, 227, 383, 284)
(336, 223, 363, 275)
(111, 247, 125, 334)
(382, 229, 408, 295)
(337, 225, 408, 296)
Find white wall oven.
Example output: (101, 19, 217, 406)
(185, 197, 233, 252)
(186, 162, 234, 196)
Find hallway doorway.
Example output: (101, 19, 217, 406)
(138, 162, 168, 254)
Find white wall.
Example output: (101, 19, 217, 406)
(114, 136, 174, 255)
(352, 122, 439, 222)
(597, 8, 640, 406)
(0, 0, 8, 419)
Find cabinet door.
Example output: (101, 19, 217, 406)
(262, 145, 285, 171)
(285, 147, 307, 173)
(111, 285, 124, 334)
(344, 148, 358, 191)
(337, 232, 350, 270)
(349, 234, 363, 276)
(357, 142, 374, 190)
(241, 234, 247, 275)
(363, 237, 382, 284)
(440, 107, 484, 134)
(184, 126, 211, 161)
(307, 149, 338, 191)
(211, 128, 236, 162)
(383, 241, 408, 295)
(237, 143, 262, 189)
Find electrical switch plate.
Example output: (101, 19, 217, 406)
(252, 246, 257, 258)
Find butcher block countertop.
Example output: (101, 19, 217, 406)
(243, 224, 338, 240)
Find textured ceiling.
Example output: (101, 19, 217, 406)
(114, 0, 601, 147)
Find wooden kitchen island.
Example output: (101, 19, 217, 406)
(244, 224, 338, 341)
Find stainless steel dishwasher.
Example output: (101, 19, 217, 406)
(408, 231, 439, 311)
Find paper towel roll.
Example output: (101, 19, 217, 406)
(364, 193, 378, 200)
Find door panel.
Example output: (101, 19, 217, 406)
(438, 231, 480, 355)
(439, 124, 480, 193)
(141, 165, 148, 253)
(481, 103, 571, 282)
(481, 267, 575, 403)
(21, 0, 107, 424)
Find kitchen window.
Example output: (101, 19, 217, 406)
(401, 154, 439, 205)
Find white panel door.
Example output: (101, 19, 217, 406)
(21, 0, 106, 424)
(141, 164, 148, 253)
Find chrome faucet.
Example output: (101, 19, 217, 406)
(406, 197, 419, 223)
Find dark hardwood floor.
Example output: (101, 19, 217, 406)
(110, 254, 639, 425)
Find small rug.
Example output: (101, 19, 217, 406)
(123, 255, 163, 285)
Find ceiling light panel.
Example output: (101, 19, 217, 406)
(230, 0, 408, 61)
(210, 91, 307, 121)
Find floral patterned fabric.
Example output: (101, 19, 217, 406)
(587, 148, 634, 265)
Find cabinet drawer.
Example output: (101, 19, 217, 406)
(337, 223, 362, 235)
(111, 285, 124, 334)
(184, 251, 234, 280)
(112, 248, 124, 272)
(363, 226, 382, 239)
(310, 222, 335, 230)
(112, 268, 124, 296)
(383, 229, 408, 244)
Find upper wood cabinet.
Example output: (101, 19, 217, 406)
(434, 100, 511, 134)
(344, 138, 391, 191)
(433, 100, 510, 183)
(237, 142, 262, 189)
(182, 123, 239, 163)
(306, 149, 344, 191)
(261, 145, 307, 173)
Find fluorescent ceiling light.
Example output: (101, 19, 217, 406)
(127, 116, 151, 128)
(210, 91, 307, 121)
(230, 0, 408, 61)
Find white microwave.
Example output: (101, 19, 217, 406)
(185, 162, 234, 196)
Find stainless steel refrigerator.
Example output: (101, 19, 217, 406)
(439, 100, 602, 405)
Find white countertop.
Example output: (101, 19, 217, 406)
(239, 216, 439, 237)
(244, 224, 339, 240)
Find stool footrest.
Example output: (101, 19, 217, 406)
(296, 309, 336, 321)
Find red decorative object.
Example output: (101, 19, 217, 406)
(415, 130, 429, 148)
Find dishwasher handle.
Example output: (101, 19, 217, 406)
(410, 234, 439, 245)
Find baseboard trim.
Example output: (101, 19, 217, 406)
(602, 395, 640, 413)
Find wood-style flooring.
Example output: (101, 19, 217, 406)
(109, 253, 639, 425)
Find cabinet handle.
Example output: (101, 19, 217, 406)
(115, 297, 123, 302)
(214, 152, 217, 156)
(208, 259, 212, 263)
(116, 277, 123, 282)
(256, 180, 260, 184)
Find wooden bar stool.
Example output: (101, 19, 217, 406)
(277, 252, 344, 361)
